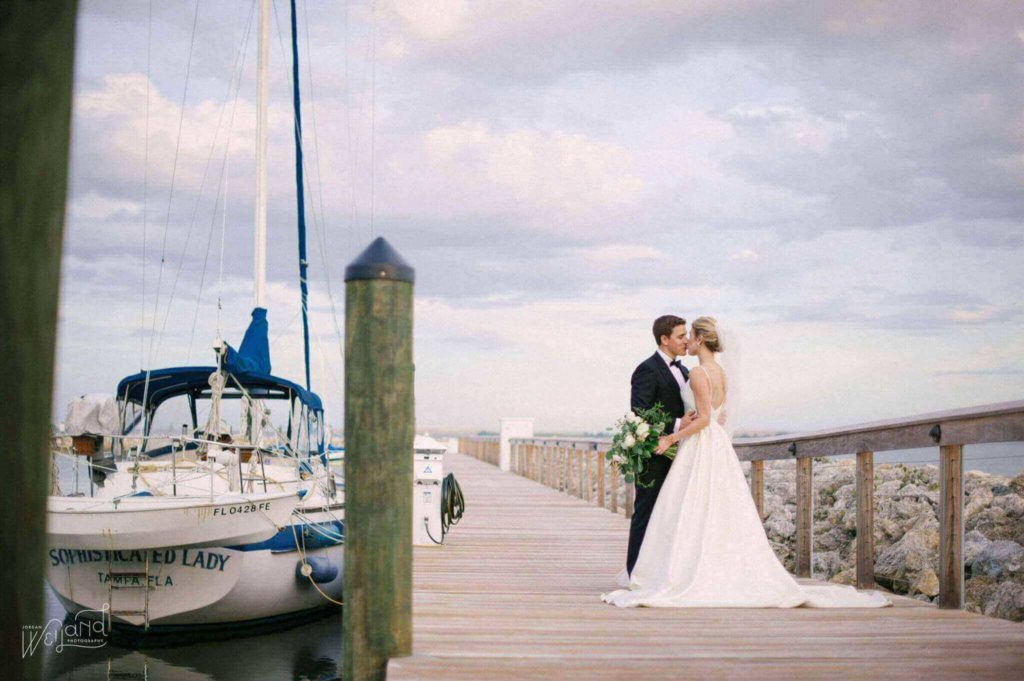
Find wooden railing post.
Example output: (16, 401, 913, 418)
(578, 449, 585, 499)
(795, 456, 812, 578)
(625, 483, 634, 519)
(597, 447, 605, 508)
(585, 450, 594, 502)
(561, 445, 568, 493)
(750, 460, 764, 520)
(566, 446, 572, 495)
(856, 451, 875, 589)
(939, 444, 964, 609)
(344, 238, 415, 681)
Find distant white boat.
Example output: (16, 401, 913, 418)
(47, 489, 298, 551)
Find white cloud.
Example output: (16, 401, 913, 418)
(729, 248, 760, 262)
(948, 305, 999, 323)
(573, 244, 668, 264)
(383, 122, 644, 224)
(390, 0, 470, 40)
(68, 192, 142, 221)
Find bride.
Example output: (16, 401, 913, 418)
(602, 317, 891, 608)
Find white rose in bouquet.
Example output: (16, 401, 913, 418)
(636, 421, 650, 438)
(627, 412, 641, 424)
(623, 433, 635, 448)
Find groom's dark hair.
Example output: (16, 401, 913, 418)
(653, 315, 686, 345)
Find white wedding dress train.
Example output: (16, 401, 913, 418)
(602, 397, 891, 609)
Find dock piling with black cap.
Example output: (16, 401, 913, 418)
(342, 237, 415, 681)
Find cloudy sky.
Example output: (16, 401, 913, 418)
(57, 0, 1024, 435)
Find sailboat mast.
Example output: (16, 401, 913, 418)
(290, 0, 311, 391)
(254, 0, 269, 308)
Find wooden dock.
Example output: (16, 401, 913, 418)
(389, 451, 1024, 680)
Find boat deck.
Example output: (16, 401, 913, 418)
(388, 452, 1024, 680)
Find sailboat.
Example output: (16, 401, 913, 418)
(44, 0, 344, 635)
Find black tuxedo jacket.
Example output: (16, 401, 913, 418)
(631, 352, 689, 431)
(629, 352, 689, 485)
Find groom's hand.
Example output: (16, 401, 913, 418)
(655, 435, 673, 455)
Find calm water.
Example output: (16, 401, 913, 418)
(37, 589, 342, 680)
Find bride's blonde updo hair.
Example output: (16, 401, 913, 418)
(692, 316, 723, 353)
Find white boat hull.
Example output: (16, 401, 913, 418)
(46, 511, 344, 629)
(46, 491, 298, 550)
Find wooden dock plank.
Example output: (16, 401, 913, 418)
(390, 453, 1024, 680)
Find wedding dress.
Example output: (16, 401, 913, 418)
(602, 366, 891, 609)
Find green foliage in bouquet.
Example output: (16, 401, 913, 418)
(605, 402, 678, 488)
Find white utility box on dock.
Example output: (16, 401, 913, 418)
(413, 435, 447, 546)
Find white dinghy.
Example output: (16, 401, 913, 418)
(47, 489, 298, 551)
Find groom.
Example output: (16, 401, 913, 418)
(626, 314, 691, 576)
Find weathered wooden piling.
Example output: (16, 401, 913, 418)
(938, 443, 964, 609)
(795, 456, 813, 578)
(343, 237, 415, 681)
(856, 450, 875, 589)
(1, 3, 77, 679)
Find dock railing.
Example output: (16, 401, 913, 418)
(460, 400, 1024, 610)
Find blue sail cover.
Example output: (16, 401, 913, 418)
(117, 306, 323, 413)
(226, 307, 271, 375)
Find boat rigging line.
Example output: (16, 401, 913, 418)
(141, 0, 202, 423)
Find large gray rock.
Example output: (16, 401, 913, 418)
(966, 493, 994, 522)
(911, 568, 940, 597)
(970, 540, 1024, 579)
(816, 526, 851, 553)
(832, 483, 856, 511)
(965, 530, 992, 566)
(878, 479, 902, 497)
(992, 493, 1024, 518)
(969, 506, 1009, 535)
(894, 496, 934, 521)
(982, 581, 1024, 622)
(764, 513, 795, 540)
(875, 526, 938, 590)
(812, 550, 845, 579)
(896, 483, 938, 505)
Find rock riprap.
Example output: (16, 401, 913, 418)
(750, 459, 1024, 622)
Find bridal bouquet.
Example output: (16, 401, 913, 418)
(605, 403, 678, 488)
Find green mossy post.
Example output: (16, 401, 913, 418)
(0, 2, 78, 678)
(343, 237, 415, 681)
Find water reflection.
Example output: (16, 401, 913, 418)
(40, 588, 342, 680)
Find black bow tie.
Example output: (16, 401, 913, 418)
(670, 359, 684, 372)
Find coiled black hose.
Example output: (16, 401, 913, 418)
(440, 472, 465, 537)
(425, 472, 465, 544)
